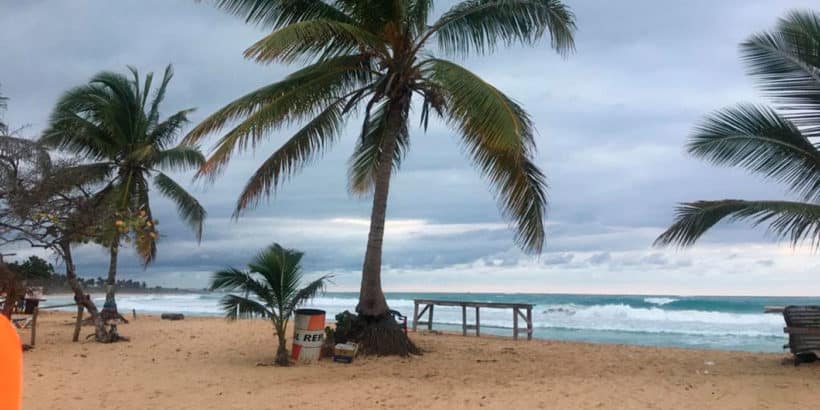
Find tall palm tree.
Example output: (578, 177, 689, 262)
(42, 65, 207, 306)
(186, 0, 575, 354)
(210, 243, 328, 366)
(0, 84, 8, 135)
(656, 10, 820, 249)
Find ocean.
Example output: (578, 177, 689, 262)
(43, 292, 820, 353)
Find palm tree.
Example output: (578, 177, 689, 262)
(41, 65, 207, 307)
(0, 84, 8, 135)
(186, 0, 575, 354)
(656, 10, 820, 249)
(210, 243, 328, 366)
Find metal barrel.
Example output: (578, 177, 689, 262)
(291, 309, 326, 362)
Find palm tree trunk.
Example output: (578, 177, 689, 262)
(104, 239, 119, 305)
(356, 94, 410, 317)
(58, 240, 109, 342)
(274, 322, 290, 366)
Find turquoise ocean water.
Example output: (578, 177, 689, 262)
(44, 292, 820, 352)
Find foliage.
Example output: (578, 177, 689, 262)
(188, 0, 577, 254)
(210, 243, 329, 365)
(656, 10, 820, 248)
(41, 65, 206, 264)
(7, 256, 54, 280)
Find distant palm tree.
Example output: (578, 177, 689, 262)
(656, 10, 820, 248)
(187, 0, 575, 354)
(0, 85, 8, 135)
(210, 243, 328, 366)
(42, 65, 207, 306)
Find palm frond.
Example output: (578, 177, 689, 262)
(284, 275, 330, 314)
(243, 19, 386, 64)
(147, 65, 174, 126)
(689, 104, 820, 202)
(655, 199, 820, 248)
(248, 244, 305, 309)
(153, 172, 206, 241)
(347, 99, 410, 195)
(741, 10, 820, 135)
(431, 0, 576, 57)
(424, 59, 547, 253)
(234, 98, 347, 213)
(219, 294, 273, 320)
(149, 108, 195, 149)
(212, 0, 352, 28)
(149, 145, 206, 172)
(185, 55, 373, 178)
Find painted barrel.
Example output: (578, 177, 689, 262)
(291, 309, 326, 363)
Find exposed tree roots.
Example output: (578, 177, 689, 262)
(354, 314, 421, 357)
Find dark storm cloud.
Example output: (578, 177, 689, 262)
(2, 0, 819, 293)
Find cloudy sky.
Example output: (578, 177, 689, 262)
(2, 0, 818, 295)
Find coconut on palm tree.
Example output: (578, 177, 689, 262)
(656, 10, 820, 248)
(210, 243, 328, 366)
(186, 0, 576, 355)
(42, 65, 207, 308)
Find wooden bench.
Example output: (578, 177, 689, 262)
(412, 299, 534, 340)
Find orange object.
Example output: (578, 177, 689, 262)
(0, 315, 22, 410)
(291, 309, 326, 362)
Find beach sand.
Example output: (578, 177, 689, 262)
(19, 311, 820, 409)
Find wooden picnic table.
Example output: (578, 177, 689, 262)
(412, 299, 534, 340)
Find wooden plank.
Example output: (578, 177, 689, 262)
(784, 327, 820, 335)
(462, 305, 467, 336)
(513, 307, 518, 340)
(527, 307, 533, 341)
(764, 306, 785, 313)
(72, 304, 84, 342)
(413, 299, 533, 309)
(428, 304, 434, 331)
(30, 306, 38, 347)
(412, 301, 419, 332)
(475, 307, 480, 337)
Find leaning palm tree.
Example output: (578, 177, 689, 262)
(186, 0, 575, 354)
(42, 65, 207, 307)
(656, 10, 820, 249)
(210, 243, 328, 366)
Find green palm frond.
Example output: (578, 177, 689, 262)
(243, 19, 386, 64)
(149, 109, 195, 149)
(219, 294, 274, 320)
(234, 99, 347, 213)
(186, 55, 373, 178)
(689, 104, 820, 201)
(150, 145, 206, 172)
(431, 0, 576, 57)
(153, 172, 206, 241)
(655, 200, 820, 248)
(284, 275, 330, 314)
(213, 0, 353, 28)
(425, 59, 547, 252)
(347, 99, 410, 195)
(147, 65, 174, 126)
(741, 10, 820, 134)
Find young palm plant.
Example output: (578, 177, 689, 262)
(41, 65, 207, 308)
(186, 0, 576, 355)
(656, 10, 820, 248)
(210, 243, 328, 366)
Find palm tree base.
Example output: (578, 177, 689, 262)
(354, 314, 421, 357)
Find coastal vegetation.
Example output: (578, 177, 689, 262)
(41, 65, 207, 310)
(186, 0, 575, 355)
(656, 10, 820, 248)
(210, 243, 328, 366)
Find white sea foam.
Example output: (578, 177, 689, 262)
(644, 297, 678, 306)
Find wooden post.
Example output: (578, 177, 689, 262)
(513, 307, 519, 340)
(526, 307, 533, 341)
(461, 305, 467, 336)
(428, 304, 434, 331)
(132, 308, 136, 320)
(72, 304, 84, 342)
(30, 306, 39, 346)
(412, 301, 419, 332)
(475, 306, 480, 336)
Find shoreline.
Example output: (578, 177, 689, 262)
(21, 311, 820, 409)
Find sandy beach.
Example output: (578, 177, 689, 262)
(16, 311, 820, 409)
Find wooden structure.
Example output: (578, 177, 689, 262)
(782, 306, 820, 365)
(412, 299, 534, 340)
